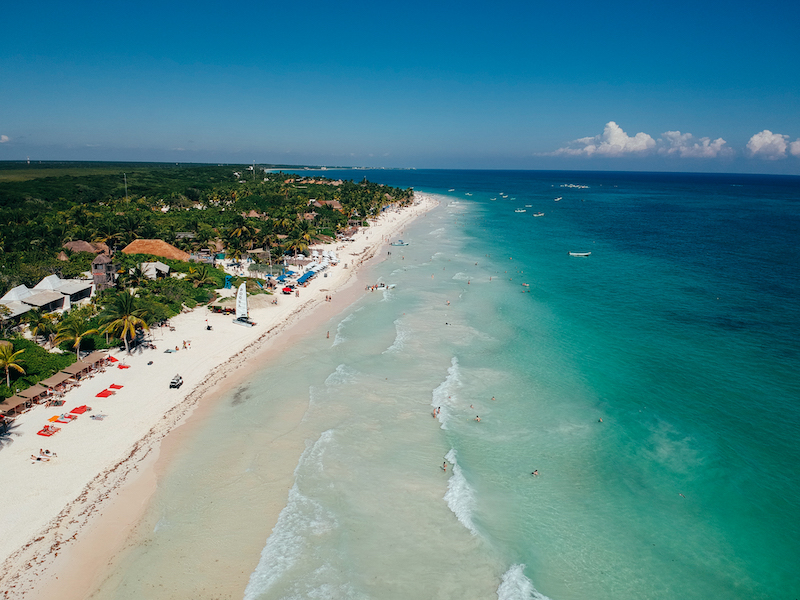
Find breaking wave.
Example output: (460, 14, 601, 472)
(431, 357, 463, 430)
(243, 431, 337, 599)
(497, 564, 552, 600)
(383, 319, 411, 354)
(325, 364, 359, 386)
(443, 448, 477, 535)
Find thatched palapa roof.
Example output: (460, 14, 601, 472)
(121, 240, 190, 261)
(63, 240, 99, 253)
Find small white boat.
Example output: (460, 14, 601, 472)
(448, 188, 455, 192)
(533, 212, 545, 217)
(465, 193, 472, 196)
(554, 197, 562, 202)
(515, 208, 526, 213)
(390, 240, 409, 246)
(568, 252, 591, 257)
(525, 204, 532, 207)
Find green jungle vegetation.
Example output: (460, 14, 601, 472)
(0, 161, 414, 397)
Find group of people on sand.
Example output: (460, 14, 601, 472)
(32, 449, 57, 462)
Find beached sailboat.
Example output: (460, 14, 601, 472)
(232, 282, 256, 327)
(568, 252, 591, 257)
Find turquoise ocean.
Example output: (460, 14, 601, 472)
(91, 170, 800, 600)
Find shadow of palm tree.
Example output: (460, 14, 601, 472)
(0, 421, 22, 449)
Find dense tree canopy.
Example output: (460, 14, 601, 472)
(0, 163, 413, 291)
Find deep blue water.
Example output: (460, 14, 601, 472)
(290, 169, 800, 598)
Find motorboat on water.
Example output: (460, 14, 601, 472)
(390, 240, 409, 246)
(554, 197, 562, 201)
(534, 212, 545, 217)
(568, 252, 591, 257)
(515, 208, 526, 213)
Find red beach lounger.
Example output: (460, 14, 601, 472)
(108, 356, 119, 362)
(37, 426, 60, 436)
(96, 390, 113, 398)
(109, 384, 123, 389)
(117, 364, 131, 369)
(70, 405, 89, 414)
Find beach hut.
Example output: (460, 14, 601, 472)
(0, 394, 31, 416)
(61, 361, 92, 380)
(81, 351, 108, 367)
(13, 385, 50, 408)
(38, 372, 72, 390)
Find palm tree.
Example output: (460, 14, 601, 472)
(122, 264, 148, 291)
(26, 309, 56, 346)
(99, 291, 150, 354)
(187, 264, 217, 288)
(284, 236, 308, 259)
(0, 344, 25, 388)
(54, 318, 99, 358)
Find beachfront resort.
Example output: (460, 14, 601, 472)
(0, 164, 431, 596)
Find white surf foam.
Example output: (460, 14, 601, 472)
(443, 448, 478, 535)
(243, 431, 337, 600)
(451, 272, 471, 281)
(383, 319, 411, 354)
(497, 564, 552, 600)
(325, 364, 359, 386)
(332, 310, 359, 347)
(431, 357, 463, 430)
(429, 228, 445, 236)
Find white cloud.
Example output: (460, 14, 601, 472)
(658, 131, 732, 158)
(0, 135, 9, 143)
(789, 140, 800, 157)
(746, 130, 789, 160)
(548, 121, 656, 157)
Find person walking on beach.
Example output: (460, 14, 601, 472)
(442, 461, 447, 472)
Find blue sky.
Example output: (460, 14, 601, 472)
(2, 0, 799, 173)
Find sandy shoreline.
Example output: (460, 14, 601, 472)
(0, 192, 438, 598)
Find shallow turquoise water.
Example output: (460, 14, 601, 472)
(93, 171, 800, 600)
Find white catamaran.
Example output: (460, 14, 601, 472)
(232, 282, 256, 327)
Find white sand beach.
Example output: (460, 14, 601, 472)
(0, 192, 438, 598)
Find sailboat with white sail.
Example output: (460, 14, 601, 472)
(232, 282, 256, 327)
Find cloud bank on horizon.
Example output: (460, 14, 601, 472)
(546, 122, 800, 161)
